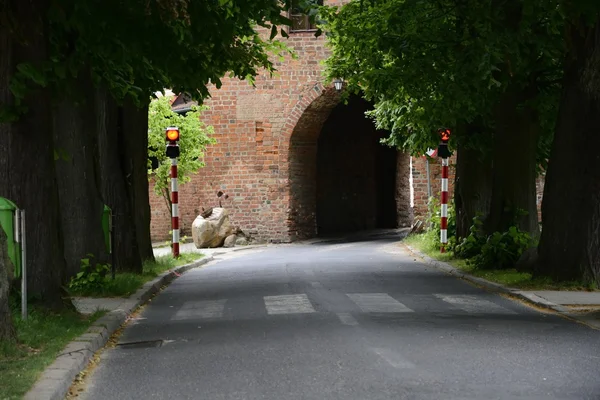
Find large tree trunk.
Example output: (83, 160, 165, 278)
(536, 18, 600, 286)
(95, 88, 143, 273)
(54, 72, 109, 278)
(0, 0, 67, 307)
(121, 98, 155, 262)
(454, 144, 493, 239)
(0, 229, 16, 342)
(487, 90, 540, 237)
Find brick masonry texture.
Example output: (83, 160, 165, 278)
(148, 0, 546, 242)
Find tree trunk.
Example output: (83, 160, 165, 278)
(536, 18, 600, 286)
(95, 88, 143, 273)
(121, 98, 155, 262)
(0, 0, 67, 307)
(53, 72, 109, 278)
(454, 144, 493, 239)
(487, 90, 540, 237)
(0, 229, 16, 342)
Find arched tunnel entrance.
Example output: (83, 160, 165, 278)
(288, 90, 411, 241)
(316, 95, 398, 235)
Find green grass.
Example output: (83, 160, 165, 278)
(68, 252, 204, 298)
(404, 232, 595, 291)
(0, 306, 104, 400)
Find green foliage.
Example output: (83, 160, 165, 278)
(470, 227, 534, 270)
(148, 95, 215, 213)
(426, 196, 456, 247)
(3, 0, 298, 120)
(68, 253, 203, 298)
(1, 304, 104, 399)
(454, 214, 487, 259)
(453, 214, 535, 270)
(319, 0, 563, 156)
(67, 254, 110, 293)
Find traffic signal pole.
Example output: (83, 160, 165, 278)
(165, 126, 181, 258)
(437, 128, 452, 253)
(440, 157, 449, 253)
(171, 157, 179, 258)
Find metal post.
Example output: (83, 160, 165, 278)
(171, 157, 179, 257)
(20, 210, 27, 320)
(440, 158, 449, 253)
(110, 210, 116, 280)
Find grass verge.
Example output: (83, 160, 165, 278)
(69, 252, 204, 298)
(0, 305, 104, 400)
(404, 232, 594, 291)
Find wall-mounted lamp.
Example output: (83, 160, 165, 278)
(333, 78, 344, 91)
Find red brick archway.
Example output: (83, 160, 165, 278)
(285, 84, 342, 240)
(285, 86, 413, 240)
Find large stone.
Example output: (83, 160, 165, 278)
(223, 234, 237, 248)
(235, 236, 248, 246)
(192, 208, 234, 248)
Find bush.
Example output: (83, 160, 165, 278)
(454, 214, 486, 259)
(68, 254, 110, 293)
(470, 226, 534, 270)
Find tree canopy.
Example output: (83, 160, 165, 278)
(319, 0, 563, 161)
(148, 95, 215, 217)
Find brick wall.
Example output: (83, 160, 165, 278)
(148, 0, 546, 242)
(410, 155, 457, 221)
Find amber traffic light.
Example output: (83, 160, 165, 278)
(439, 128, 451, 143)
(166, 127, 180, 142)
(165, 126, 180, 158)
(437, 128, 452, 158)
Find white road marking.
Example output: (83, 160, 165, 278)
(434, 294, 517, 314)
(264, 294, 316, 315)
(347, 293, 414, 313)
(337, 312, 359, 326)
(372, 347, 416, 369)
(172, 299, 227, 320)
(316, 243, 356, 252)
(310, 282, 324, 289)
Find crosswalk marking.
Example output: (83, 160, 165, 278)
(168, 293, 519, 322)
(264, 294, 316, 315)
(346, 293, 414, 313)
(337, 312, 359, 326)
(434, 294, 517, 314)
(172, 299, 227, 320)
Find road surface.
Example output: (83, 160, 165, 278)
(81, 236, 600, 400)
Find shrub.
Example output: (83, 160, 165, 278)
(454, 214, 486, 259)
(469, 226, 534, 270)
(68, 254, 110, 293)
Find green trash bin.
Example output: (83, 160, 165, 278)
(102, 205, 112, 254)
(0, 197, 21, 278)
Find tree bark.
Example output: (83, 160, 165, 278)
(454, 143, 493, 239)
(0, 229, 16, 342)
(53, 71, 109, 278)
(0, 0, 67, 307)
(536, 17, 600, 286)
(95, 88, 143, 273)
(121, 98, 155, 262)
(487, 89, 540, 237)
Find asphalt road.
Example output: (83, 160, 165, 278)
(81, 236, 600, 400)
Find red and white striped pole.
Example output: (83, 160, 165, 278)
(171, 158, 179, 257)
(440, 157, 449, 253)
(437, 128, 452, 253)
(165, 126, 181, 258)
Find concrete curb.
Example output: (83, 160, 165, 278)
(402, 244, 571, 314)
(24, 256, 215, 400)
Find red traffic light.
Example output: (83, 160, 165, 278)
(438, 128, 451, 142)
(166, 127, 180, 142)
